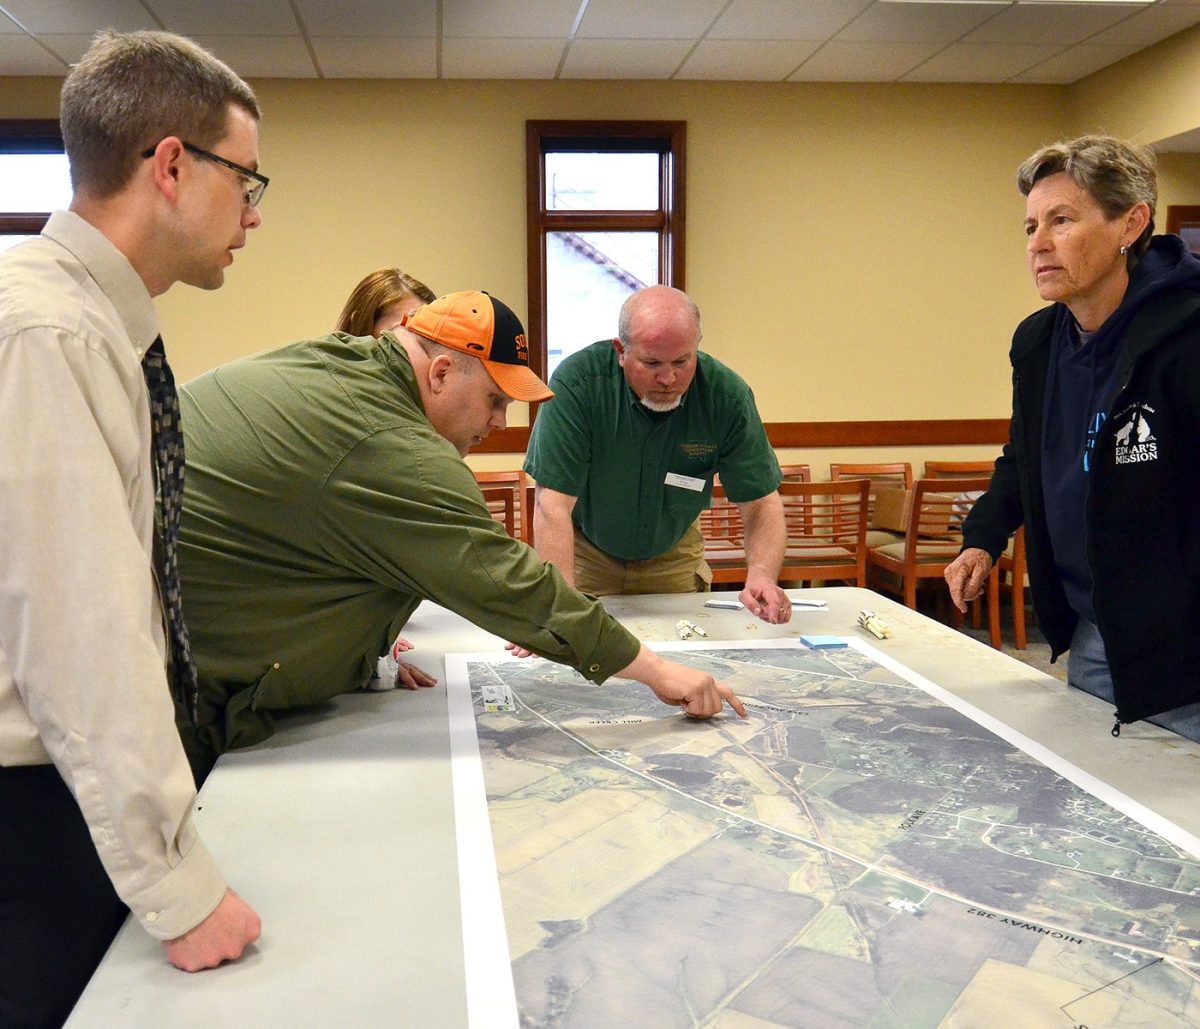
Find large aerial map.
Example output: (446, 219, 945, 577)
(446, 640, 1200, 1028)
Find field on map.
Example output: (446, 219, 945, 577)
(454, 642, 1200, 1028)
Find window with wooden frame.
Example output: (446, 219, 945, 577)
(525, 120, 685, 385)
(0, 120, 70, 253)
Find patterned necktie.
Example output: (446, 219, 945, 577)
(142, 337, 199, 723)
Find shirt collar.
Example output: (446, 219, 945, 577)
(42, 210, 160, 359)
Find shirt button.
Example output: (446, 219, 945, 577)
(146, 911, 159, 923)
(589, 663, 601, 673)
(273, 662, 281, 670)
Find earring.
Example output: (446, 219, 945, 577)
(1119, 244, 1129, 256)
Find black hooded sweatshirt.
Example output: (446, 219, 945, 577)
(1041, 236, 1200, 622)
(962, 233, 1200, 728)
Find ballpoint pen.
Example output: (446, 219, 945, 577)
(704, 599, 829, 610)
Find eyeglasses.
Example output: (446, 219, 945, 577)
(141, 141, 269, 208)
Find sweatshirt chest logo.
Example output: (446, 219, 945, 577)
(1113, 403, 1158, 465)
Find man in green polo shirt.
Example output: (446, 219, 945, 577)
(524, 285, 791, 625)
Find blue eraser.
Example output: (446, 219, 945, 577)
(800, 635, 848, 649)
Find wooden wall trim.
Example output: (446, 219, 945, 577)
(473, 418, 1010, 455)
(765, 419, 1010, 448)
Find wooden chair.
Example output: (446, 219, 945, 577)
(715, 463, 809, 490)
(776, 464, 812, 532)
(700, 462, 811, 544)
(701, 480, 870, 588)
(699, 485, 746, 585)
(868, 476, 1002, 648)
(829, 462, 913, 549)
(779, 479, 870, 587)
(479, 486, 516, 538)
(923, 459, 994, 479)
(829, 462, 912, 488)
(924, 459, 1027, 650)
(998, 526, 1028, 650)
(474, 470, 532, 544)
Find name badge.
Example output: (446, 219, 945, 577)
(664, 471, 706, 492)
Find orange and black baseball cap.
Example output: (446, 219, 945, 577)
(400, 291, 553, 403)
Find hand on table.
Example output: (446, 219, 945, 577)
(372, 638, 438, 690)
(944, 547, 993, 613)
(505, 642, 538, 660)
(392, 659, 438, 690)
(739, 573, 793, 625)
(163, 888, 261, 972)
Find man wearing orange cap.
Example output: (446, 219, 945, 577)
(174, 291, 745, 782)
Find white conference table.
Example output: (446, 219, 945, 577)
(69, 587, 1200, 1026)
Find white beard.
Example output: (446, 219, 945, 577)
(639, 394, 682, 413)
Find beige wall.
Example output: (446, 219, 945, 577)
(5, 26, 1200, 477)
(1068, 23, 1200, 239)
(166, 79, 1067, 429)
(1070, 22, 1200, 148)
(1156, 151, 1200, 227)
(0, 76, 1064, 417)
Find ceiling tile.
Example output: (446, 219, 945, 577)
(708, 0, 873, 41)
(836, 2, 1007, 44)
(310, 35, 436, 77)
(560, 38, 694, 78)
(188, 35, 317, 78)
(964, 3, 1140, 46)
(576, 0, 727, 40)
(788, 40, 937, 81)
(901, 42, 1061, 83)
(0, 0, 1194, 84)
(144, 0, 300, 36)
(1009, 42, 1141, 84)
(676, 39, 821, 80)
(293, 0, 436, 38)
(0, 34, 70, 73)
(442, 0, 583, 39)
(1085, 4, 1200, 46)
(0, 0, 154, 34)
(35, 34, 100, 65)
(442, 37, 564, 78)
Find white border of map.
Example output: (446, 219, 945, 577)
(446, 636, 1200, 1028)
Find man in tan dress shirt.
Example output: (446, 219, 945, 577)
(0, 31, 266, 1026)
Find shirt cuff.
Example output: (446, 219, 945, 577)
(584, 618, 642, 684)
(123, 836, 228, 941)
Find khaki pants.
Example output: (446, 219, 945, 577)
(574, 521, 712, 596)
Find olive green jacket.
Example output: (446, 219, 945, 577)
(176, 332, 640, 762)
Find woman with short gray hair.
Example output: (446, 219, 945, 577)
(946, 133, 1200, 742)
